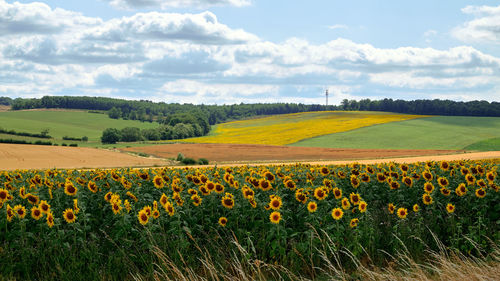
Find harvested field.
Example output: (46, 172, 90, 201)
(122, 143, 459, 163)
(0, 143, 166, 170)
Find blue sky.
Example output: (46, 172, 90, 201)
(1, 0, 499, 104)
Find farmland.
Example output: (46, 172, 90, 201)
(0, 159, 498, 280)
(181, 111, 424, 146)
(292, 116, 500, 150)
(0, 110, 158, 146)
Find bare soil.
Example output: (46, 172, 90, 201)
(122, 143, 460, 163)
(0, 143, 167, 170)
(0, 105, 10, 112)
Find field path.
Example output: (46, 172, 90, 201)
(0, 143, 166, 170)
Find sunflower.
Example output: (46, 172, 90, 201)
(6, 205, 14, 222)
(284, 179, 296, 190)
(397, 208, 408, 219)
(218, 217, 228, 227)
(402, 177, 413, 187)
(337, 171, 346, 179)
(151, 175, 164, 189)
(422, 194, 433, 205)
(39, 200, 50, 214)
(376, 173, 387, 183)
(242, 186, 255, 199)
(14, 205, 26, 219)
(314, 187, 328, 201)
(63, 208, 76, 223)
(259, 179, 272, 191)
(307, 201, 317, 213)
(319, 166, 330, 176)
(295, 191, 308, 204)
(137, 209, 149, 225)
(165, 202, 175, 216)
(332, 187, 342, 199)
(422, 171, 433, 182)
(349, 192, 361, 205)
(270, 211, 281, 224)
(455, 183, 467, 196)
(424, 182, 435, 194)
(400, 164, 409, 172)
(350, 218, 359, 228)
(46, 211, 54, 228)
(0, 188, 9, 202)
(331, 208, 343, 220)
(350, 175, 360, 188)
(475, 188, 486, 198)
(221, 195, 235, 209)
(191, 195, 202, 206)
(446, 203, 455, 213)
(112, 201, 122, 214)
(439, 187, 451, 196)
(438, 177, 449, 188)
(215, 183, 225, 194)
(476, 179, 487, 188)
(413, 204, 419, 212)
(486, 171, 496, 182)
(341, 198, 351, 210)
(143, 205, 152, 217)
(31, 207, 43, 220)
(24, 193, 39, 206)
(87, 181, 98, 193)
(73, 199, 80, 214)
(460, 167, 469, 175)
(440, 161, 450, 171)
(465, 174, 476, 185)
(269, 196, 282, 210)
(124, 200, 131, 213)
(358, 201, 367, 213)
(388, 203, 395, 214)
(64, 181, 77, 196)
(152, 209, 160, 219)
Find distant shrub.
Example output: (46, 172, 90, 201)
(198, 158, 209, 165)
(61, 143, 68, 146)
(181, 157, 197, 165)
(176, 153, 184, 161)
(101, 128, 121, 144)
(34, 140, 52, 145)
(69, 143, 78, 147)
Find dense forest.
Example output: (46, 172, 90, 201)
(3, 96, 500, 143)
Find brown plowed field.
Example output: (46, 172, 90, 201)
(0, 143, 166, 170)
(122, 143, 459, 163)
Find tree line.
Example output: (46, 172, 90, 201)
(3, 95, 500, 143)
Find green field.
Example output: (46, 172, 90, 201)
(0, 110, 158, 146)
(291, 116, 500, 150)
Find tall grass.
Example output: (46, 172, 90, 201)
(132, 227, 500, 281)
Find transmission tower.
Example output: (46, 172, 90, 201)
(325, 89, 329, 106)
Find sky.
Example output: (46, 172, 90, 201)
(0, 0, 499, 105)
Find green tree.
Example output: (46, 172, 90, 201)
(101, 128, 121, 144)
(108, 107, 122, 119)
(120, 127, 142, 142)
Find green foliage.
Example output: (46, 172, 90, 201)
(292, 116, 500, 150)
(119, 127, 142, 142)
(0, 96, 12, 106)
(107, 107, 122, 119)
(176, 153, 184, 161)
(101, 128, 121, 144)
(0, 127, 52, 139)
(198, 158, 209, 165)
(181, 157, 197, 165)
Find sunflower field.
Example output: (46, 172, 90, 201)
(0, 159, 498, 280)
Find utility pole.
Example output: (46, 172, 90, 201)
(325, 89, 328, 106)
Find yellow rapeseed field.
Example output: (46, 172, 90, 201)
(181, 111, 424, 145)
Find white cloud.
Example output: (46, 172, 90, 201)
(84, 11, 258, 44)
(328, 24, 348, 30)
(106, 0, 251, 10)
(0, 0, 100, 35)
(453, 5, 500, 44)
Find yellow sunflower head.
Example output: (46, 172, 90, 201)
(331, 207, 343, 220)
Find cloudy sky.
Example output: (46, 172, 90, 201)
(1, 0, 499, 105)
